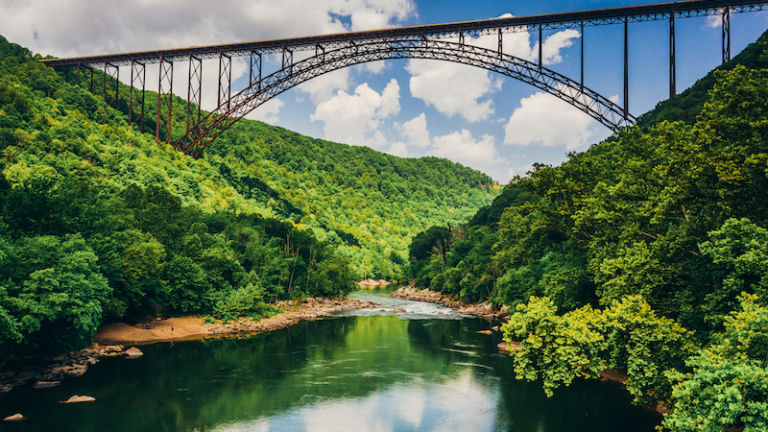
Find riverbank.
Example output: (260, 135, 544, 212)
(96, 297, 375, 344)
(390, 287, 508, 320)
(1, 297, 375, 394)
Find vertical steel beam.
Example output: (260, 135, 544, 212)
(156, 57, 174, 145)
(282, 47, 293, 73)
(112, 64, 119, 107)
(458, 31, 465, 51)
(101, 63, 119, 106)
(624, 17, 629, 120)
(218, 53, 232, 110)
(497, 28, 503, 58)
(186, 55, 203, 139)
(102, 62, 108, 100)
(722, 7, 731, 63)
(580, 21, 584, 90)
(129, 60, 146, 129)
(538, 24, 543, 67)
(670, 12, 676, 98)
(250, 49, 262, 91)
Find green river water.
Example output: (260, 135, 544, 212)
(0, 288, 660, 431)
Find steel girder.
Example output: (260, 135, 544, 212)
(178, 39, 635, 157)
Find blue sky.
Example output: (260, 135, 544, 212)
(2, 0, 767, 182)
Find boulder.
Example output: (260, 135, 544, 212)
(0, 384, 12, 393)
(62, 395, 96, 404)
(33, 380, 61, 389)
(476, 330, 493, 335)
(123, 347, 143, 359)
(3, 413, 23, 422)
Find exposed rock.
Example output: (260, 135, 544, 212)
(3, 413, 23, 422)
(491, 326, 500, 332)
(124, 347, 143, 359)
(497, 341, 520, 354)
(32, 380, 61, 389)
(391, 287, 508, 321)
(0, 384, 12, 393)
(390, 307, 406, 313)
(476, 330, 493, 335)
(61, 395, 96, 404)
(598, 368, 629, 384)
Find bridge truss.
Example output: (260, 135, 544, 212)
(42, 0, 768, 155)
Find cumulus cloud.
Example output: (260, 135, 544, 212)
(398, 113, 431, 148)
(246, 98, 285, 123)
(0, 0, 415, 57)
(503, 91, 596, 151)
(310, 79, 400, 149)
(407, 61, 501, 122)
(430, 129, 503, 166)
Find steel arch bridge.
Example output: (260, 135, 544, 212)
(42, 0, 768, 156)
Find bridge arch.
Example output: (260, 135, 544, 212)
(179, 38, 636, 157)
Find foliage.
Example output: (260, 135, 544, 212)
(663, 293, 768, 432)
(503, 295, 694, 405)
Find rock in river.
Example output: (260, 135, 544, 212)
(62, 395, 96, 404)
(124, 347, 143, 359)
(4, 413, 23, 422)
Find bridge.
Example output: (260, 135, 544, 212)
(42, 0, 768, 157)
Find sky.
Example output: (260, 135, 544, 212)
(1, 0, 767, 183)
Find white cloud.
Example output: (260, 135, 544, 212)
(246, 98, 284, 123)
(388, 141, 409, 157)
(399, 113, 431, 148)
(0, 0, 415, 58)
(310, 79, 400, 149)
(504, 91, 596, 151)
(407, 60, 500, 122)
(430, 129, 503, 166)
(706, 14, 722, 28)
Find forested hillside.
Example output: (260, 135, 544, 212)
(0, 34, 494, 357)
(56, 62, 498, 280)
(408, 31, 768, 431)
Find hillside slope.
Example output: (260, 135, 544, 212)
(0, 34, 494, 355)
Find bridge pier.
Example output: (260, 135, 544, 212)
(186, 55, 203, 141)
(670, 13, 676, 98)
(156, 57, 174, 145)
(102, 62, 119, 107)
(722, 7, 731, 63)
(250, 50, 262, 91)
(129, 60, 146, 130)
(218, 53, 232, 111)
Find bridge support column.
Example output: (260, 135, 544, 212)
(129, 60, 146, 129)
(156, 57, 174, 145)
(580, 21, 584, 90)
(623, 17, 629, 120)
(186, 55, 203, 140)
(102, 62, 119, 106)
(722, 7, 731, 63)
(498, 28, 503, 58)
(250, 50, 262, 91)
(282, 47, 293, 74)
(218, 53, 232, 111)
(538, 24, 543, 68)
(670, 12, 676, 98)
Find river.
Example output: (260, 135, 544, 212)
(0, 287, 660, 431)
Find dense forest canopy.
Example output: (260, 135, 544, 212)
(407, 30, 768, 431)
(0, 34, 495, 357)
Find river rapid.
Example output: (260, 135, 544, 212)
(0, 287, 660, 431)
